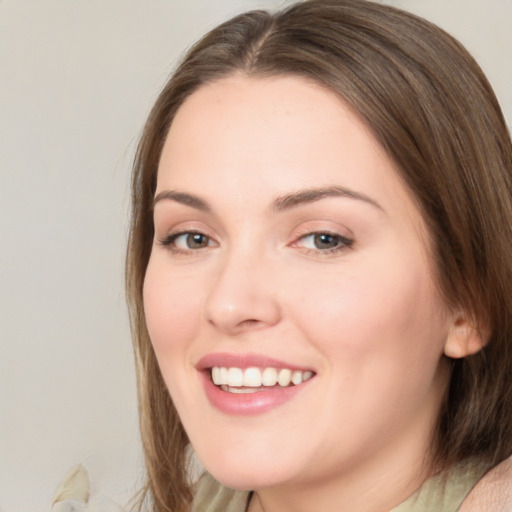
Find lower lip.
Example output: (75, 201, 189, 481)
(200, 372, 312, 415)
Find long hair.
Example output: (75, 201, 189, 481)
(126, 1, 512, 510)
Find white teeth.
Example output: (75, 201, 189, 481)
(210, 366, 314, 388)
(278, 369, 292, 387)
(243, 367, 262, 387)
(291, 370, 303, 385)
(220, 385, 260, 394)
(227, 367, 244, 387)
(262, 367, 278, 386)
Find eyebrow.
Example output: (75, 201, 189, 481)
(153, 190, 211, 212)
(153, 185, 383, 213)
(272, 185, 383, 212)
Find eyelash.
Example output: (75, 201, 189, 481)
(158, 230, 353, 257)
(157, 230, 215, 254)
(291, 231, 354, 256)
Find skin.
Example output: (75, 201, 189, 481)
(143, 74, 480, 512)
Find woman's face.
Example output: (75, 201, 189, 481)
(144, 75, 454, 492)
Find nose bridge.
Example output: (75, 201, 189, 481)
(204, 241, 281, 334)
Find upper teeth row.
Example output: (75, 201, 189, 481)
(211, 366, 314, 388)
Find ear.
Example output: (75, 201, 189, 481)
(443, 311, 489, 359)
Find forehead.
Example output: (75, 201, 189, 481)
(157, 74, 419, 224)
(166, 74, 378, 150)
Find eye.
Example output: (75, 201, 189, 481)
(309, 233, 342, 249)
(158, 231, 215, 252)
(176, 232, 211, 249)
(292, 231, 353, 254)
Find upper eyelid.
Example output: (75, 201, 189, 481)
(292, 231, 353, 245)
(290, 221, 354, 240)
(159, 229, 213, 243)
(155, 219, 215, 237)
(152, 212, 221, 236)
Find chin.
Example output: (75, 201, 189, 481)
(198, 451, 295, 491)
(206, 469, 281, 492)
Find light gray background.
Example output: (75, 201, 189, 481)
(1, 1, 511, 511)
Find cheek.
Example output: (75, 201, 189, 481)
(290, 260, 450, 450)
(143, 256, 203, 362)
(292, 252, 448, 381)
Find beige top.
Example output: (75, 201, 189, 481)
(192, 464, 486, 512)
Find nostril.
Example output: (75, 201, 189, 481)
(240, 319, 259, 327)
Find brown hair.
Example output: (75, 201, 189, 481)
(126, 1, 512, 510)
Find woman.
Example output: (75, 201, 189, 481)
(126, 1, 512, 511)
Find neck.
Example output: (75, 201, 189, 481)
(249, 461, 429, 512)
(247, 422, 436, 512)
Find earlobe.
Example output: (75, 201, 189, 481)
(443, 313, 489, 359)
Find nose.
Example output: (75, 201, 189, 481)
(204, 249, 281, 335)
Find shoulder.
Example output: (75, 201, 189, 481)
(459, 456, 512, 512)
(191, 472, 251, 512)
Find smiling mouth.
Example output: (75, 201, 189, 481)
(210, 366, 315, 394)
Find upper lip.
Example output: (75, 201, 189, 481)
(196, 352, 314, 372)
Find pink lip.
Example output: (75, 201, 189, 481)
(196, 352, 315, 416)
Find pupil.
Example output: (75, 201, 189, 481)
(187, 233, 207, 248)
(314, 233, 338, 249)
